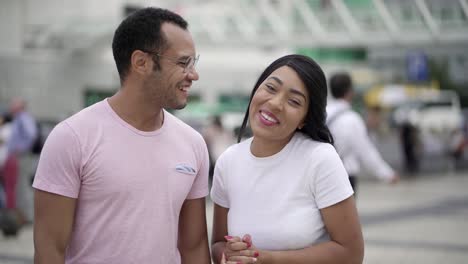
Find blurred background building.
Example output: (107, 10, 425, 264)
(1, 0, 468, 170)
(1, 0, 467, 171)
(1, 0, 467, 114)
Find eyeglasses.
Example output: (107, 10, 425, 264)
(142, 50, 199, 73)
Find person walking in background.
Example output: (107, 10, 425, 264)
(33, 7, 210, 264)
(0, 114, 12, 208)
(1, 98, 37, 228)
(327, 72, 399, 194)
(400, 120, 420, 173)
(211, 55, 363, 264)
(202, 115, 235, 178)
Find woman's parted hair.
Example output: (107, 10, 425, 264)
(237, 54, 334, 145)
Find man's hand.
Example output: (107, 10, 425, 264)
(389, 174, 400, 184)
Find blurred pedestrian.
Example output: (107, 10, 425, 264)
(400, 120, 420, 173)
(202, 115, 235, 178)
(0, 114, 12, 208)
(211, 55, 363, 264)
(327, 72, 399, 194)
(1, 98, 37, 227)
(33, 7, 210, 264)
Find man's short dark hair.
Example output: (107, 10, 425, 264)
(112, 7, 188, 82)
(329, 72, 352, 99)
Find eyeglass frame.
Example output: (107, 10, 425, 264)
(141, 50, 199, 73)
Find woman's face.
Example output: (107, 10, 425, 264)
(249, 66, 309, 144)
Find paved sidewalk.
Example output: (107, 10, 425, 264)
(357, 173, 468, 264)
(1, 172, 468, 263)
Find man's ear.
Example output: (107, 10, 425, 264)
(130, 50, 151, 75)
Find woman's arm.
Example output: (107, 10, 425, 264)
(211, 204, 258, 264)
(229, 196, 364, 264)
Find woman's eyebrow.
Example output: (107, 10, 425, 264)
(289, 88, 307, 101)
(267, 76, 283, 85)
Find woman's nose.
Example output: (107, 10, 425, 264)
(267, 94, 284, 111)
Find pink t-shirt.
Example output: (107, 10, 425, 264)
(33, 99, 209, 264)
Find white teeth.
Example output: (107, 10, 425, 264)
(260, 111, 277, 123)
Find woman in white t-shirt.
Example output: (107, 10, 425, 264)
(210, 54, 364, 264)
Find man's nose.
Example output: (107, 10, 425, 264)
(186, 68, 199, 81)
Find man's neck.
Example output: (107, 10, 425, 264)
(108, 88, 164, 132)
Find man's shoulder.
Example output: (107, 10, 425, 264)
(329, 106, 362, 126)
(57, 101, 107, 139)
(66, 101, 106, 126)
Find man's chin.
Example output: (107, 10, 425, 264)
(170, 102, 187, 110)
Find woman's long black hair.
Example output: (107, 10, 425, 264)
(237, 54, 334, 145)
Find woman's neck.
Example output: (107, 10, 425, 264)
(250, 134, 293, 157)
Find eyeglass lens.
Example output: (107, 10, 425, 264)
(183, 55, 199, 73)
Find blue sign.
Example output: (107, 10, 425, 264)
(407, 51, 429, 82)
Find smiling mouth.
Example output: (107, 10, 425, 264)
(178, 86, 190, 92)
(259, 110, 279, 124)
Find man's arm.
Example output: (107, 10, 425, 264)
(211, 203, 229, 264)
(178, 197, 210, 264)
(34, 189, 76, 264)
(351, 115, 397, 182)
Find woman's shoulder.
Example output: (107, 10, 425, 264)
(288, 134, 344, 177)
(292, 133, 338, 160)
(293, 133, 334, 150)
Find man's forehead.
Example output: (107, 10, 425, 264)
(161, 23, 190, 42)
(161, 23, 195, 55)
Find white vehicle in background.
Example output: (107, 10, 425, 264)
(395, 90, 464, 156)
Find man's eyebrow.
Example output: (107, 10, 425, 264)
(267, 76, 283, 85)
(177, 55, 191, 61)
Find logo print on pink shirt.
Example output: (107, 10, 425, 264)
(175, 164, 197, 175)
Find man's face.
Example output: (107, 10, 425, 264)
(9, 98, 24, 114)
(145, 23, 199, 110)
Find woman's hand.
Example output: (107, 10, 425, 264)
(223, 234, 259, 263)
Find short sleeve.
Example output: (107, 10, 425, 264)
(186, 135, 210, 199)
(311, 144, 354, 209)
(32, 122, 82, 199)
(210, 152, 229, 208)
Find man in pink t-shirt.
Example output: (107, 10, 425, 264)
(32, 7, 210, 264)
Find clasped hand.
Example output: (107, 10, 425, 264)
(221, 234, 260, 264)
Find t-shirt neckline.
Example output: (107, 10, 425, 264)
(103, 98, 168, 137)
(246, 133, 298, 165)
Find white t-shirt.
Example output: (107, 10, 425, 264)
(210, 133, 353, 251)
(33, 99, 209, 264)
